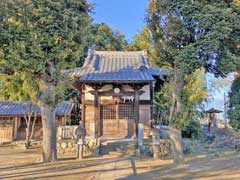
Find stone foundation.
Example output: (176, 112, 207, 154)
(137, 139, 172, 158)
(57, 140, 76, 154)
(151, 139, 172, 158)
(12, 137, 171, 159)
(57, 138, 101, 155)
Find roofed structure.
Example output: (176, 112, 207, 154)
(64, 50, 173, 142)
(65, 50, 173, 83)
(0, 101, 74, 116)
(0, 101, 76, 143)
(205, 108, 223, 114)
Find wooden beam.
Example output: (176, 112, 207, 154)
(89, 90, 145, 96)
(72, 80, 82, 91)
(84, 99, 151, 105)
(81, 84, 86, 128)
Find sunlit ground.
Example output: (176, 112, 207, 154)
(0, 144, 240, 180)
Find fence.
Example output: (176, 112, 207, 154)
(57, 125, 78, 140)
(0, 127, 13, 144)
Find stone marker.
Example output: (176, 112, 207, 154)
(74, 122, 86, 159)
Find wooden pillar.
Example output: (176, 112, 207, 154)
(81, 84, 86, 128)
(133, 84, 146, 146)
(90, 87, 100, 139)
(116, 103, 119, 135)
(94, 91, 98, 138)
(14, 117, 18, 139)
(150, 81, 155, 126)
(134, 90, 140, 138)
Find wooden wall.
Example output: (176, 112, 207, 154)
(140, 105, 151, 137)
(0, 117, 15, 143)
(82, 83, 152, 139)
(84, 104, 95, 136)
(0, 115, 70, 142)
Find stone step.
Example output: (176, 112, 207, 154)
(100, 139, 136, 156)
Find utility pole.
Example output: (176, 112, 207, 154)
(224, 92, 227, 129)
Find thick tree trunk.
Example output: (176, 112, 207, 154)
(169, 127, 184, 164)
(169, 90, 176, 122)
(40, 103, 57, 162)
(38, 75, 57, 162)
(173, 69, 184, 114)
(169, 68, 185, 163)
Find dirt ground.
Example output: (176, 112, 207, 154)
(0, 145, 240, 180)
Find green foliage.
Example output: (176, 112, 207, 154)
(182, 119, 203, 139)
(90, 23, 127, 51)
(129, 27, 151, 51)
(128, 27, 158, 66)
(147, 0, 239, 128)
(169, 69, 207, 129)
(154, 69, 207, 128)
(0, 72, 38, 102)
(228, 78, 240, 130)
(154, 82, 173, 125)
(0, 0, 129, 105)
(183, 69, 208, 105)
(147, 0, 239, 76)
(0, 0, 92, 106)
(169, 104, 204, 130)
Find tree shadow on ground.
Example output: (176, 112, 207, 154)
(1, 146, 240, 180)
(0, 156, 138, 179)
(118, 150, 240, 180)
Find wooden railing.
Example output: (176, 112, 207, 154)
(57, 125, 78, 140)
(0, 127, 13, 144)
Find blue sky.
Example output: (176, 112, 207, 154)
(89, 0, 148, 42)
(88, 0, 233, 117)
(206, 74, 233, 116)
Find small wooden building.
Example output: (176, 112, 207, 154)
(205, 108, 223, 132)
(0, 101, 75, 143)
(67, 50, 172, 140)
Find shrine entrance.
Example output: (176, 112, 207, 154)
(100, 98, 135, 138)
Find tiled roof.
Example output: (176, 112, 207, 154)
(0, 101, 74, 116)
(65, 50, 173, 83)
(56, 101, 75, 116)
(205, 108, 223, 113)
(148, 67, 174, 77)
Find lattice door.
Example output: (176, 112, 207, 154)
(100, 103, 134, 138)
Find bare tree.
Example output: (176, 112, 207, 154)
(21, 102, 38, 149)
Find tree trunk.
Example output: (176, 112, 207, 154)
(169, 90, 176, 122)
(24, 110, 32, 149)
(29, 113, 37, 141)
(173, 69, 184, 114)
(169, 68, 184, 123)
(38, 76, 57, 162)
(40, 103, 57, 162)
(169, 127, 184, 164)
(169, 68, 185, 163)
(25, 118, 31, 149)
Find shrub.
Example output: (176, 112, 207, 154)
(182, 119, 203, 139)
